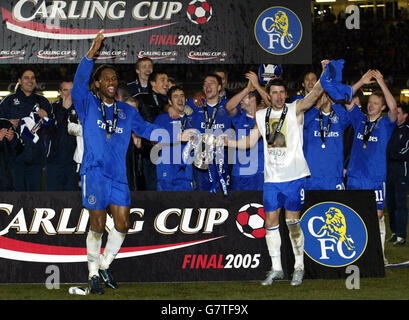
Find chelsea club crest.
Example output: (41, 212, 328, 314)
(254, 7, 303, 55)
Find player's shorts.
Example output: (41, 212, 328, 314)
(81, 168, 130, 210)
(305, 176, 345, 191)
(263, 177, 306, 212)
(347, 176, 386, 210)
(231, 173, 264, 191)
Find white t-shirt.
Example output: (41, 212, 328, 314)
(256, 101, 310, 183)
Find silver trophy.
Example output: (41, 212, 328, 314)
(193, 133, 224, 170)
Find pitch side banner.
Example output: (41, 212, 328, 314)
(0, 0, 311, 64)
(0, 190, 384, 284)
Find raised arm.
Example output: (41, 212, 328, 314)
(226, 78, 254, 116)
(72, 30, 104, 120)
(372, 70, 397, 122)
(246, 71, 271, 107)
(351, 70, 376, 96)
(87, 30, 104, 59)
(345, 70, 376, 111)
(295, 60, 330, 115)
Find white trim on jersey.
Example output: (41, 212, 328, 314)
(83, 174, 86, 199)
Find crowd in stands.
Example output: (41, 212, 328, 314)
(1, 14, 409, 90)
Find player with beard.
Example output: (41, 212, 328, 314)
(72, 31, 161, 294)
(220, 60, 329, 286)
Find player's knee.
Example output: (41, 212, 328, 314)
(115, 218, 130, 233)
(265, 212, 279, 229)
(89, 214, 106, 233)
(90, 222, 105, 233)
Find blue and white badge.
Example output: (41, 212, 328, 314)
(258, 64, 283, 85)
(300, 202, 368, 267)
(254, 7, 303, 55)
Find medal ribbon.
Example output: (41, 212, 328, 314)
(319, 109, 335, 145)
(100, 98, 118, 136)
(203, 103, 219, 129)
(363, 115, 381, 146)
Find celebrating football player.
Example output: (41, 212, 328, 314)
(72, 30, 161, 294)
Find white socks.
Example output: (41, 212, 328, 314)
(99, 228, 126, 271)
(265, 219, 305, 272)
(265, 226, 282, 272)
(286, 219, 305, 270)
(86, 228, 126, 279)
(86, 229, 103, 279)
(379, 216, 386, 261)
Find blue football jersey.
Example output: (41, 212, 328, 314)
(230, 109, 264, 177)
(346, 105, 396, 181)
(72, 57, 160, 184)
(186, 97, 232, 136)
(303, 104, 351, 181)
(153, 112, 193, 189)
(289, 94, 304, 103)
(186, 97, 232, 190)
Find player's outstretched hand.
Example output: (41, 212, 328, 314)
(87, 30, 104, 59)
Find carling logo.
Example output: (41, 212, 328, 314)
(254, 6, 302, 55)
(2, 1, 181, 40)
(0, 203, 228, 263)
(300, 202, 368, 267)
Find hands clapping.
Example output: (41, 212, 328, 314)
(0, 128, 14, 142)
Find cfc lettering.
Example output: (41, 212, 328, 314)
(307, 216, 357, 260)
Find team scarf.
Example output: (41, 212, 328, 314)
(20, 105, 53, 143)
